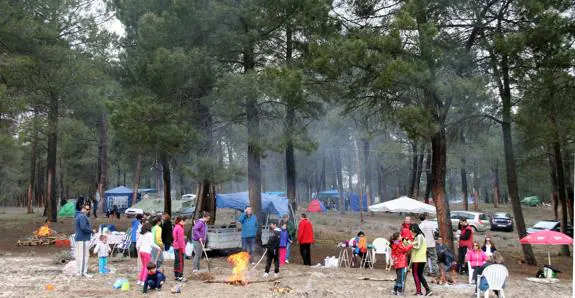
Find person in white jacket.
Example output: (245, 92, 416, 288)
(93, 234, 111, 274)
(136, 222, 160, 286)
(419, 213, 439, 277)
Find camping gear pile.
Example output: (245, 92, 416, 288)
(17, 223, 67, 246)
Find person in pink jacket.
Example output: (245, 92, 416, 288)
(465, 241, 488, 284)
(172, 217, 187, 281)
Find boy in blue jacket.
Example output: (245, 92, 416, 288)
(74, 204, 93, 277)
(237, 207, 258, 263)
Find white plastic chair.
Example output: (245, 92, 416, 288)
(372, 238, 392, 270)
(476, 264, 508, 298)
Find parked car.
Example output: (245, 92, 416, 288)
(430, 211, 490, 232)
(527, 220, 573, 237)
(124, 207, 143, 217)
(450, 211, 490, 232)
(490, 212, 514, 232)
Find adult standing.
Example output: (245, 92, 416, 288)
(92, 196, 98, 218)
(161, 213, 173, 252)
(457, 218, 474, 274)
(192, 211, 210, 273)
(419, 213, 439, 276)
(74, 204, 93, 277)
(237, 207, 258, 263)
(280, 214, 296, 264)
(172, 216, 186, 281)
(130, 214, 143, 258)
(297, 213, 314, 266)
(410, 224, 432, 296)
(75, 196, 85, 212)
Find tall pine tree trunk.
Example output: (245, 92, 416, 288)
(409, 143, 418, 198)
(363, 139, 371, 205)
(492, 163, 501, 208)
(424, 148, 432, 204)
(431, 127, 455, 253)
(413, 147, 424, 200)
(46, 93, 58, 222)
(461, 131, 469, 211)
(497, 52, 536, 264)
(550, 114, 570, 256)
(160, 153, 172, 216)
(97, 112, 108, 212)
(562, 150, 574, 224)
(285, 102, 297, 217)
(473, 160, 479, 210)
(27, 107, 39, 214)
(354, 139, 364, 223)
(243, 35, 262, 242)
(132, 154, 142, 204)
(378, 163, 385, 203)
(335, 149, 344, 213)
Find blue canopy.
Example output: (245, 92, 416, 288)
(216, 192, 289, 216)
(104, 186, 135, 212)
(105, 186, 133, 194)
(349, 193, 368, 212)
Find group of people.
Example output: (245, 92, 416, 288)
(237, 207, 315, 278)
(390, 214, 505, 297)
(74, 202, 317, 294)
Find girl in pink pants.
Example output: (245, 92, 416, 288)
(136, 223, 160, 285)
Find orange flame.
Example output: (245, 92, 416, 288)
(227, 251, 250, 284)
(34, 223, 54, 237)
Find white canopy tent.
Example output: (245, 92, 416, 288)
(368, 196, 436, 214)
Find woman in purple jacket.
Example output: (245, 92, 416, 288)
(192, 212, 210, 272)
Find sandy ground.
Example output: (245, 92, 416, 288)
(0, 204, 572, 297)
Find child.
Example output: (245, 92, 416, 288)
(93, 234, 111, 274)
(353, 231, 368, 267)
(263, 222, 280, 278)
(137, 222, 161, 286)
(391, 232, 413, 296)
(143, 262, 166, 293)
(278, 223, 290, 266)
(172, 216, 186, 281)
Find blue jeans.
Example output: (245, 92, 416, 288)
(98, 257, 108, 274)
(242, 237, 256, 262)
(285, 242, 291, 261)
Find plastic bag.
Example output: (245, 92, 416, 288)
(185, 242, 193, 257)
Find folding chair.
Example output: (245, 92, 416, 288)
(110, 228, 132, 257)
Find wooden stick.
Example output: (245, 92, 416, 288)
(357, 277, 395, 281)
(204, 277, 283, 284)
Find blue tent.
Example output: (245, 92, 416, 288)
(349, 193, 369, 212)
(216, 192, 289, 216)
(104, 186, 139, 212)
(316, 189, 341, 209)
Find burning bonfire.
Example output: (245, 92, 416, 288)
(226, 251, 250, 285)
(34, 223, 57, 237)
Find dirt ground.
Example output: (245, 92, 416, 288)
(0, 204, 572, 297)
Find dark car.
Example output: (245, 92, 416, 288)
(527, 220, 573, 237)
(490, 212, 514, 232)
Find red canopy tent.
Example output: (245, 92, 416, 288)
(520, 230, 573, 265)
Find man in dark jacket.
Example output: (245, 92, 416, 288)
(263, 222, 280, 278)
(161, 213, 173, 251)
(75, 204, 93, 277)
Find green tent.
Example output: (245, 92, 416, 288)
(521, 196, 541, 206)
(58, 200, 77, 217)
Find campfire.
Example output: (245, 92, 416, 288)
(226, 251, 250, 286)
(34, 223, 56, 237)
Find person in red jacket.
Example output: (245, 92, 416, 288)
(400, 216, 414, 241)
(297, 213, 314, 266)
(391, 232, 413, 296)
(457, 218, 474, 274)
